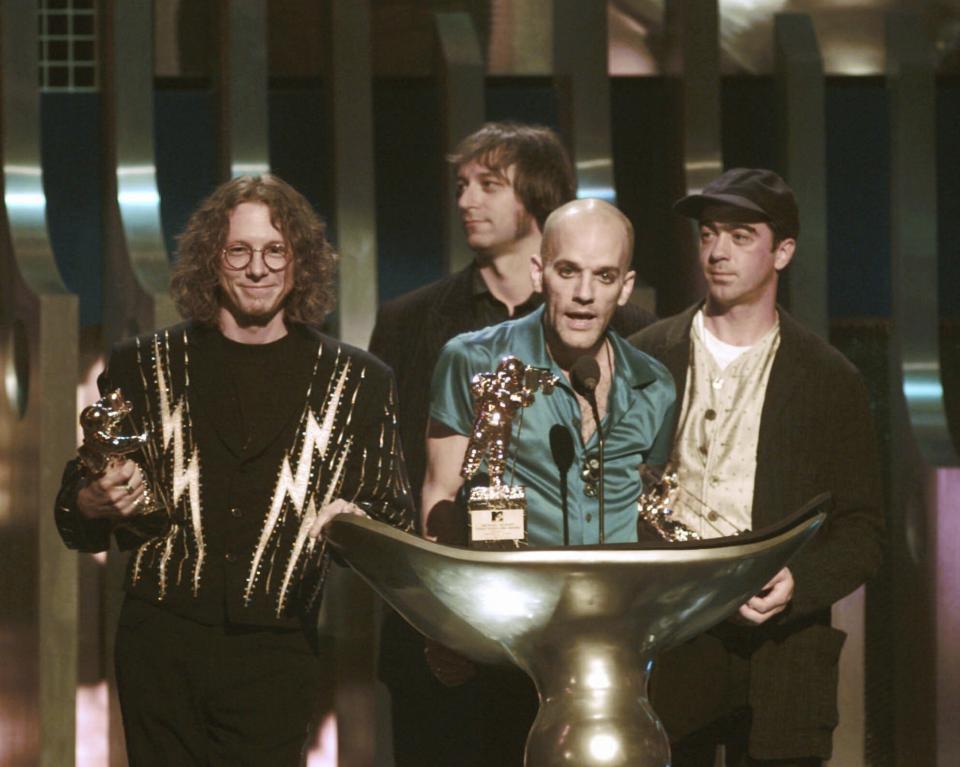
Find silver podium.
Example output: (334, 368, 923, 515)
(326, 494, 828, 767)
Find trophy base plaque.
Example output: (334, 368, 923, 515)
(467, 485, 527, 550)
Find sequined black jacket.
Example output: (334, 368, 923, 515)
(55, 322, 414, 629)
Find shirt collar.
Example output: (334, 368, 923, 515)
(470, 261, 543, 309)
(514, 306, 661, 391)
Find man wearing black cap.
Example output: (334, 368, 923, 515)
(630, 168, 883, 765)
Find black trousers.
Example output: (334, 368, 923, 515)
(114, 597, 324, 767)
(381, 612, 539, 767)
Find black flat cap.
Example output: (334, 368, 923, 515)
(674, 168, 800, 240)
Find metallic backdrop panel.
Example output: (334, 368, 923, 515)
(1, 2, 79, 766)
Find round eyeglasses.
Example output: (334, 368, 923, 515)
(221, 242, 290, 272)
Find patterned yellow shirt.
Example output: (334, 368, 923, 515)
(670, 311, 780, 538)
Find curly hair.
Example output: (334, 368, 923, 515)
(170, 174, 336, 326)
(448, 122, 577, 231)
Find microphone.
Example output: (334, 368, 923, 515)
(570, 356, 606, 544)
(571, 357, 600, 399)
(549, 424, 575, 546)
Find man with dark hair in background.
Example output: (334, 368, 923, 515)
(54, 174, 413, 766)
(630, 168, 884, 766)
(370, 122, 655, 765)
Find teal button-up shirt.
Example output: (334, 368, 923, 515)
(430, 307, 676, 546)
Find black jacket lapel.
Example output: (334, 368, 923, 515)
(424, 265, 477, 359)
(657, 305, 700, 439)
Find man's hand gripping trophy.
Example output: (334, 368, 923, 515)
(75, 389, 169, 539)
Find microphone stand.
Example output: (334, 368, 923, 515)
(549, 425, 574, 547)
(571, 355, 606, 545)
(587, 394, 605, 544)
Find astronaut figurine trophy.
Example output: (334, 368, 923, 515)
(77, 388, 169, 540)
(461, 355, 558, 549)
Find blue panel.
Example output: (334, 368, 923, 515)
(268, 82, 334, 238)
(721, 76, 778, 173)
(487, 77, 560, 130)
(41, 92, 103, 326)
(372, 78, 443, 302)
(154, 87, 219, 259)
(42, 77, 958, 329)
(825, 78, 891, 319)
(937, 78, 960, 318)
(610, 77, 682, 295)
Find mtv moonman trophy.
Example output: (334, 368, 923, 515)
(78, 389, 170, 540)
(636, 464, 748, 542)
(461, 356, 559, 549)
(636, 467, 701, 542)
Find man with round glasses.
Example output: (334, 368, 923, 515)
(221, 240, 290, 269)
(54, 174, 414, 765)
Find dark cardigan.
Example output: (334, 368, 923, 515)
(629, 304, 884, 759)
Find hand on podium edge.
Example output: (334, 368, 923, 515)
(309, 498, 368, 540)
(736, 567, 794, 625)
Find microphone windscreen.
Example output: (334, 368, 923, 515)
(549, 424, 575, 473)
(571, 356, 601, 396)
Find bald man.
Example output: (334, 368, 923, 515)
(374, 129, 655, 767)
(418, 199, 676, 763)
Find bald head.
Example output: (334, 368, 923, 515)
(531, 198, 637, 368)
(541, 198, 634, 270)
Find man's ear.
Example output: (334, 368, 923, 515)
(774, 239, 796, 271)
(617, 270, 636, 306)
(530, 254, 544, 293)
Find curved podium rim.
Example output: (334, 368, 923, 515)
(328, 492, 829, 564)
